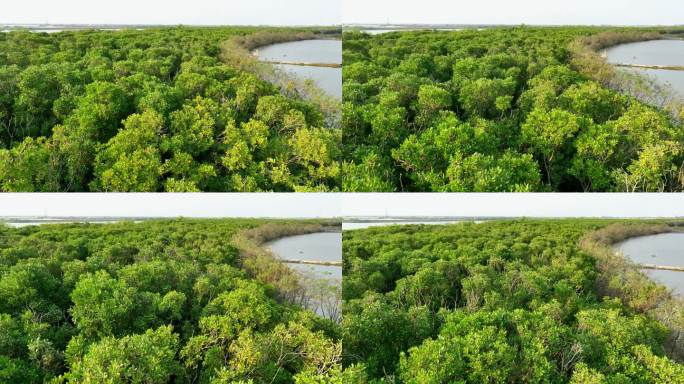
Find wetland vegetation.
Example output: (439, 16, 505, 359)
(342, 27, 684, 192)
(0, 218, 352, 383)
(0, 27, 342, 192)
(268, 231, 342, 322)
(342, 219, 684, 382)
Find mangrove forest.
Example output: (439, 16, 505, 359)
(342, 27, 684, 192)
(0, 219, 353, 383)
(342, 219, 684, 382)
(0, 27, 341, 192)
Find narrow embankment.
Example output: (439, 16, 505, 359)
(252, 38, 342, 100)
(219, 30, 336, 73)
(238, 31, 341, 68)
(254, 60, 341, 68)
(281, 258, 342, 266)
(265, 229, 341, 321)
(639, 264, 684, 272)
(581, 223, 684, 361)
(266, 230, 343, 268)
(231, 30, 339, 51)
(570, 30, 684, 119)
(219, 29, 342, 127)
(231, 221, 341, 321)
(570, 30, 663, 85)
(613, 63, 684, 71)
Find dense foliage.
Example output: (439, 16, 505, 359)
(0, 219, 346, 383)
(0, 28, 341, 191)
(342, 220, 684, 382)
(342, 27, 684, 192)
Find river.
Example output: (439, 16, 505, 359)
(256, 39, 341, 99)
(267, 231, 341, 320)
(605, 39, 684, 97)
(614, 232, 684, 295)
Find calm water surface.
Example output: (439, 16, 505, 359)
(268, 231, 341, 319)
(258, 40, 341, 64)
(606, 40, 684, 96)
(615, 233, 684, 295)
(257, 40, 341, 99)
(606, 40, 684, 66)
(267, 232, 341, 280)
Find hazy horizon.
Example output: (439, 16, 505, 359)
(341, 194, 684, 219)
(0, 194, 341, 219)
(1, 23, 339, 27)
(344, 0, 683, 26)
(1, 0, 342, 26)
(344, 22, 684, 27)
(2, 194, 684, 220)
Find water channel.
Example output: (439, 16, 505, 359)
(614, 232, 684, 295)
(605, 39, 684, 97)
(256, 39, 342, 99)
(267, 231, 341, 320)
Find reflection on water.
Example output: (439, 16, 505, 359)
(606, 40, 684, 97)
(268, 232, 341, 320)
(257, 40, 341, 99)
(268, 232, 341, 280)
(606, 40, 684, 67)
(643, 269, 684, 296)
(625, 67, 684, 97)
(617, 233, 684, 266)
(273, 63, 341, 99)
(258, 40, 341, 64)
(615, 233, 684, 295)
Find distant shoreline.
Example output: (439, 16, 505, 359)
(344, 23, 684, 28)
(0, 23, 342, 30)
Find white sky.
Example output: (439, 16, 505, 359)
(342, 194, 684, 218)
(0, 194, 341, 219)
(0, 193, 683, 219)
(344, 0, 684, 26)
(0, 0, 342, 26)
